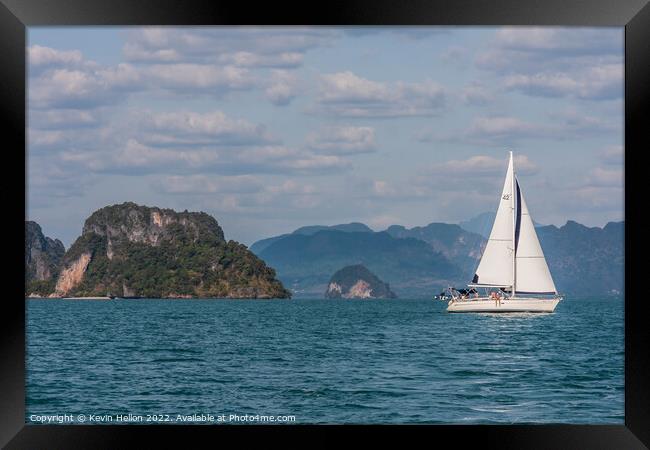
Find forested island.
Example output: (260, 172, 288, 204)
(25, 203, 290, 299)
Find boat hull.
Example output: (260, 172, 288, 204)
(446, 297, 560, 313)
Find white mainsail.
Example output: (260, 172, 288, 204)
(471, 152, 557, 295)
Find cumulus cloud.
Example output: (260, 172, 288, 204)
(460, 83, 495, 106)
(28, 129, 68, 149)
(264, 70, 300, 106)
(491, 28, 620, 55)
(504, 64, 622, 100)
(54, 134, 351, 177)
(28, 45, 86, 72)
(467, 117, 544, 142)
(218, 51, 304, 69)
(313, 71, 447, 117)
(600, 145, 624, 165)
(136, 110, 277, 147)
(152, 174, 264, 194)
(29, 109, 100, 129)
(123, 27, 339, 66)
(265, 180, 316, 195)
(584, 167, 623, 188)
(306, 126, 376, 155)
(144, 63, 254, 92)
(476, 27, 623, 101)
(28, 49, 147, 110)
(28, 45, 259, 111)
(426, 154, 539, 177)
(421, 111, 619, 146)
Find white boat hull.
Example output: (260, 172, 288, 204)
(446, 297, 561, 313)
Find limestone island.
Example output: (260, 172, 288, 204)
(25, 202, 291, 299)
(325, 264, 397, 299)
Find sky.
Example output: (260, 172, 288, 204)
(26, 26, 624, 248)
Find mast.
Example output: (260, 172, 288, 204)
(510, 151, 516, 298)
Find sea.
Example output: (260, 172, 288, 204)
(25, 296, 624, 424)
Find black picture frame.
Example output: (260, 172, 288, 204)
(2, 0, 648, 448)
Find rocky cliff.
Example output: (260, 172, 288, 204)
(25, 221, 65, 296)
(384, 223, 485, 271)
(537, 220, 624, 295)
(48, 202, 290, 299)
(325, 265, 397, 299)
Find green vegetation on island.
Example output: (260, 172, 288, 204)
(26, 203, 290, 299)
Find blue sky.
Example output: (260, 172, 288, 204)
(27, 27, 624, 248)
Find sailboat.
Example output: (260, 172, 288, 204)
(447, 151, 562, 313)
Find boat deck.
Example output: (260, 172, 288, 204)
(447, 296, 561, 313)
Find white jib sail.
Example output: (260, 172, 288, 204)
(473, 153, 514, 287)
(514, 177, 557, 294)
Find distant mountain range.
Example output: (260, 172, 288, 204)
(536, 221, 623, 296)
(254, 229, 462, 298)
(249, 222, 372, 254)
(459, 211, 544, 238)
(251, 215, 624, 298)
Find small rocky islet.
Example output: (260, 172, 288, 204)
(325, 264, 397, 299)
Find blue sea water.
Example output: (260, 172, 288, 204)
(26, 296, 623, 424)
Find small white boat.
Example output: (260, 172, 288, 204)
(447, 151, 562, 313)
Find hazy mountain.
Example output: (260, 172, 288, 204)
(537, 221, 624, 295)
(460, 212, 544, 238)
(253, 219, 624, 298)
(257, 230, 460, 298)
(384, 223, 485, 275)
(249, 222, 374, 255)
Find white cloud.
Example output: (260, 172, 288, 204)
(123, 27, 339, 66)
(137, 110, 276, 147)
(422, 111, 619, 146)
(314, 71, 447, 117)
(427, 154, 539, 177)
(264, 70, 300, 106)
(153, 174, 263, 194)
(584, 167, 623, 188)
(504, 64, 622, 100)
(280, 154, 350, 172)
(28, 129, 67, 148)
(306, 126, 376, 155)
(29, 45, 82, 65)
(265, 180, 316, 195)
(54, 134, 351, 176)
(600, 145, 624, 165)
(218, 51, 304, 68)
(468, 117, 542, 140)
(372, 180, 396, 197)
(475, 27, 623, 101)
(28, 55, 144, 109)
(30, 109, 100, 129)
(492, 27, 621, 55)
(460, 83, 494, 106)
(144, 64, 253, 92)
(28, 46, 257, 110)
